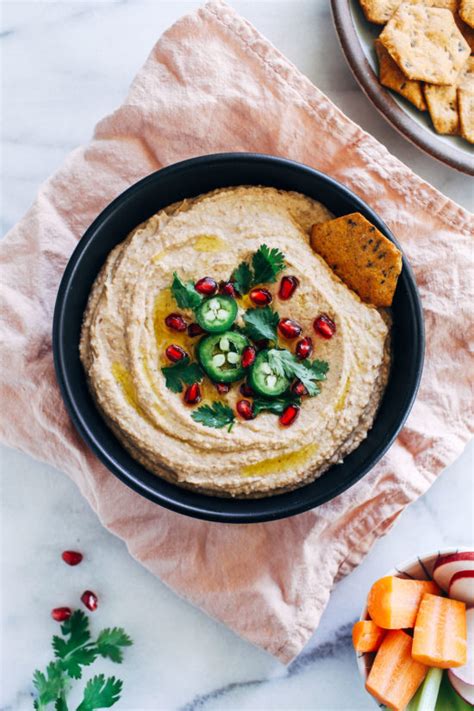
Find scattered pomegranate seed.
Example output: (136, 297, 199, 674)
(240, 382, 255, 398)
(61, 550, 83, 566)
(279, 275, 299, 300)
(165, 344, 188, 363)
(195, 276, 218, 296)
(51, 607, 72, 622)
(291, 380, 308, 397)
(254, 339, 268, 350)
(184, 382, 201, 405)
(280, 404, 300, 427)
(241, 346, 256, 368)
(165, 313, 187, 332)
(220, 281, 238, 298)
(278, 318, 302, 339)
(236, 399, 255, 420)
(81, 590, 98, 612)
(314, 314, 336, 339)
(188, 322, 205, 337)
(216, 382, 231, 394)
(249, 288, 273, 306)
(295, 336, 313, 360)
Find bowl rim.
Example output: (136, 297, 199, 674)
(53, 152, 425, 523)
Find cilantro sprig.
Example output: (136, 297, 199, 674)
(267, 350, 329, 397)
(33, 611, 132, 711)
(242, 307, 279, 342)
(253, 394, 301, 416)
(232, 244, 286, 294)
(191, 402, 235, 431)
(161, 358, 203, 393)
(171, 272, 202, 310)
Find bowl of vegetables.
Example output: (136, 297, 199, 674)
(353, 548, 474, 710)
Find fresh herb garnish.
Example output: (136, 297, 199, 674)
(231, 261, 253, 295)
(231, 245, 286, 294)
(33, 611, 132, 711)
(171, 272, 202, 310)
(242, 307, 279, 342)
(191, 402, 236, 431)
(253, 394, 301, 416)
(267, 350, 329, 397)
(161, 358, 203, 393)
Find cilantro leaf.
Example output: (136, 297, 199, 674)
(251, 244, 285, 285)
(55, 697, 69, 711)
(161, 358, 203, 393)
(253, 395, 301, 416)
(242, 307, 279, 342)
(33, 662, 66, 709)
(96, 628, 133, 664)
(60, 610, 90, 648)
(231, 261, 253, 295)
(171, 272, 202, 310)
(52, 611, 97, 679)
(267, 349, 329, 397)
(76, 675, 123, 711)
(191, 402, 235, 431)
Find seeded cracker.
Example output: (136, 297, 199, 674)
(454, 12, 474, 52)
(375, 39, 426, 110)
(424, 57, 474, 134)
(379, 4, 470, 85)
(359, 0, 458, 25)
(310, 213, 402, 308)
(460, 0, 474, 28)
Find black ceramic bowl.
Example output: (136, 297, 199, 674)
(53, 153, 424, 523)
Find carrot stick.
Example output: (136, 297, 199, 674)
(412, 593, 467, 668)
(367, 576, 441, 629)
(366, 629, 428, 710)
(352, 620, 385, 653)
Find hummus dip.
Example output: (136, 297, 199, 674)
(80, 186, 390, 498)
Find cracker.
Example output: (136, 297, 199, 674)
(379, 4, 470, 85)
(458, 90, 474, 142)
(424, 84, 459, 133)
(459, 0, 474, 27)
(375, 39, 427, 110)
(454, 11, 474, 51)
(310, 213, 402, 307)
(359, 0, 458, 25)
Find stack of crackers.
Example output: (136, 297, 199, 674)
(359, 0, 474, 142)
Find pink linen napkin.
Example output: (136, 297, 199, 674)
(1, 0, 473, 664)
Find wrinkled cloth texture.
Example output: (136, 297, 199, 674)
(1, 0, 473, 664)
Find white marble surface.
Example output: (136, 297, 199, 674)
(1, 2, 473, 710)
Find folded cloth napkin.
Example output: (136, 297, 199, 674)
(1, 0, 473, 663)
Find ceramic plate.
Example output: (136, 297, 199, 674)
(331, 0, 474, 175)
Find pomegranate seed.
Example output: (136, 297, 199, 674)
(279, 404, 300, 427)
(81, 590, 98, 612)
(216, 382, 231, 394)
(220, 281, 238, 298)
(249, 288, 273, 306)
(241, 346, 256, 368)
(291, 380, 308, 397)
(165, 313, 187, 332)
(295, 337, 313, 360)
(236, 399, 255, 420)
(195, 276, 218, 296)
(278, 318, 302, 339)
(279, 275, 299, 300)
(314, 314, 336, 339)
(188, 322, 205, 337)
(165, 344, 188, 363)
(51, 607, 72, 622)
(254, 339, 268, 350)
(240, 382, 255, 397)
(61, 550, 83, 566)
(184, 382, 201, 405)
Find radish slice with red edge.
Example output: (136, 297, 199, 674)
(450, 609, 474, 687)
(448, 669, 474, 706)
(433, 552, 474, 592)
(449, 570, 474, 606)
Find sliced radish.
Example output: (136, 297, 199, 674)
(449, 570, 474, 606)
(448, 669, 474, 705)
(450, 609, 474, 687)
(433, 552, 474, 592)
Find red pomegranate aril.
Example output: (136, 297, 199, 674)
(220, 281, 238, 298)
(254, 339, 268, 351)
(236, 399, 255, 420)
(295, 336, 313, 360)
(314, 314, 336, 339)
(280, 404, 300, 427)
(241, 346, 256, 368)
(239, 382, 255, 398)
(279, 275, 299, 300)
(216, 382, 231, 394)
(291, 380, 308, 397)
(165, 344, 187, 363)
(165, 313, 187, 332)
(61, 550, 83, 566)
(278, 318, 302, 339)
(188, 322, 205, 337)
(249, 288, 273, 306)
(195, 276, 218, 296)
(51, 607, 72, 622)
(184, 382, 201, 405)
(81, 590, 98, 612)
